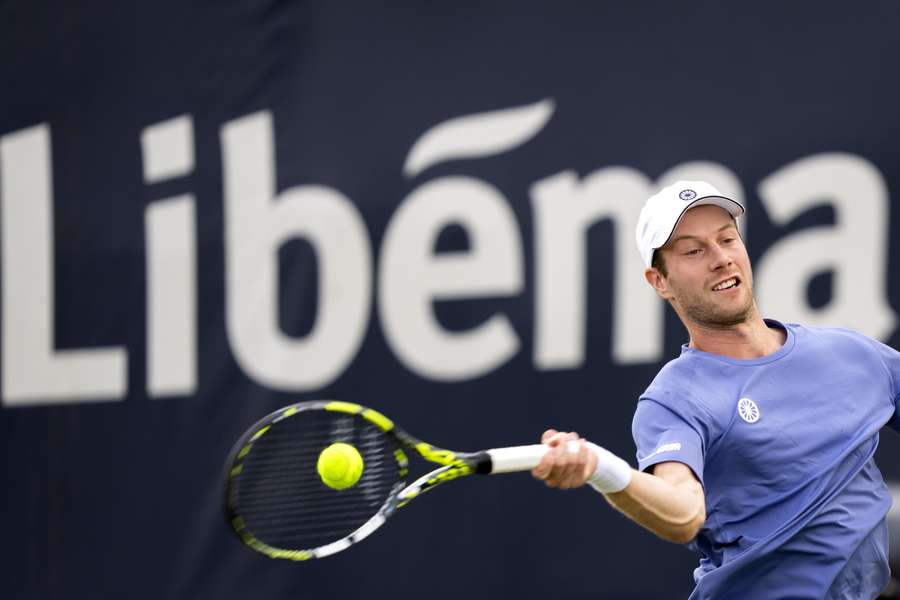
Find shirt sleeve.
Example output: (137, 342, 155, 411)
(632, 397, 708, 485)
(866, 337, 900, 433)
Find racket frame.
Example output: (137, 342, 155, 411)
(223, 399, 550, 561)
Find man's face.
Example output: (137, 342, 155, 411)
(649, 205, 755, 328)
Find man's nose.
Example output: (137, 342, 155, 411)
(708, 244, 732, 269)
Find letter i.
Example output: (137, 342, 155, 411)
(140, 115, 197, 397)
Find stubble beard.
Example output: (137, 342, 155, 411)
(677, 284, 757, 329)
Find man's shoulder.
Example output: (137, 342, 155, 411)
(642, 354, 718, 412)
(776, 321, 898, 374)
(646, 353, 697, 389)
(786, 321, 877, 349)
(784, 321, 854, 336)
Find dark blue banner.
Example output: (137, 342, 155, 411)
(2, 2, 899, 598)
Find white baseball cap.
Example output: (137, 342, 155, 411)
(635, 180, 745, 268)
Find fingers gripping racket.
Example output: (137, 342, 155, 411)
(222, 400, 566, 561)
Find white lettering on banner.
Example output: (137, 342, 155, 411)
(0, 125, 127, 406)
(145, 197, 197, 397)
(379, 177, 523, 380)
(221, 112, 372, 390)
(377, 102, 544, 381)
(531, 168, 656, 368)
(142, 115, 198, 397)
(403, 99, 555, 177)
(0, 106, 895, 406)
(755, 153, 896, 338)
(141, 115, 195, 183)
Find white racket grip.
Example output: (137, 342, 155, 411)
(486, 440, 583, 473)
(486, 444, 551, 473)
(487, 441, 632, 494)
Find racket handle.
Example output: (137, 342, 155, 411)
(486, 440, 582, 474)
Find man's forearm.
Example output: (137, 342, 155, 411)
(603, 466, 705, 544)
(531, 434, 706, 543)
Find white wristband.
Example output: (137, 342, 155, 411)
(585, 442, 632, 494)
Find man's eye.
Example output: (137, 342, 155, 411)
(685, 249, 701, 256)
(722, 237, 735, 244)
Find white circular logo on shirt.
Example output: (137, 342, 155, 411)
(679, 189, 697, 201)
(737, 397, 760, 423)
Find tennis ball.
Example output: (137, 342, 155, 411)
(317, 442, 364, 490)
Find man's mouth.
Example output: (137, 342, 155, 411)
(712, 277, 741, 291)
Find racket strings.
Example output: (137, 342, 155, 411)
(229, 410, 402, 551)
(235, 474, 395, 504)
(234, 467, 395, 496)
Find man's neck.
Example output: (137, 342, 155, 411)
(685, 311, 786, 359)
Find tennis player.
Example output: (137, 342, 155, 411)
(532, 180, 899, 599)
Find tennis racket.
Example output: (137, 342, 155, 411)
(222, 399, 574, 561)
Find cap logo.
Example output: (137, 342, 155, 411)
(679, 189, 697, 201)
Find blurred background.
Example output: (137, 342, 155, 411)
(2, 2, 899, 598)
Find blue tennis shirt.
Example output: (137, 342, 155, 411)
(633, 320, 900, 599)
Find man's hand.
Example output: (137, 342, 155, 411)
(530, 429, 599, 489)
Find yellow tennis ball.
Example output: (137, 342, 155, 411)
(317, 442, 364, 490)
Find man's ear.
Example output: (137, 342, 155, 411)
(644, 266, 672, 300)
